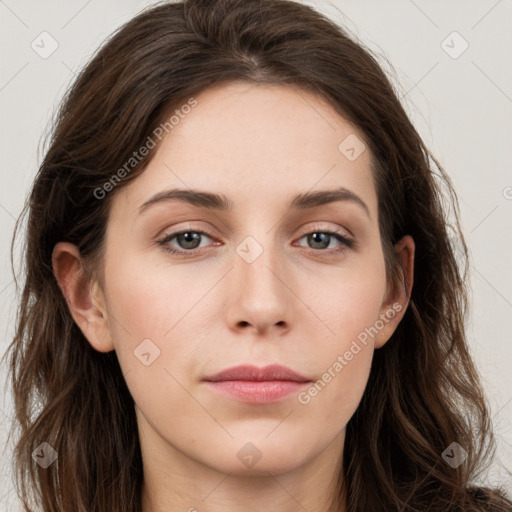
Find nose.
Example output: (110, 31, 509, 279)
(225, 237, 294, 336)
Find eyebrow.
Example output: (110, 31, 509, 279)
(138, 186, 370, 218)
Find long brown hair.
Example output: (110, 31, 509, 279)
(4, 0, 511, 510)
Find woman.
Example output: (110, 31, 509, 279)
(4, 0, 511, 510)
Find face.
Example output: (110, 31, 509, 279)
(56, 82, 412, 479)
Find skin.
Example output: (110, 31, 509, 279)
(52, 82, 414, 512)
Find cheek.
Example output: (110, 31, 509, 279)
(300, 344, 374, 438)
(320, 253, 387, 346)
(101, 252, 235, 413)
(300, 255, 386, 420)
(103, 262, 208, 423)
(104, 252, 211, 341)
(296, 300, 380, 440)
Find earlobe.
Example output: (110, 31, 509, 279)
(52, 242, 114, 353)
(376, 235, 415, 349)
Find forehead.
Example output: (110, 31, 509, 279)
(111, 82, 377, 218)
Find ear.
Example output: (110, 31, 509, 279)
(51, 242, 114, 353)
(375, 235, 415, 349)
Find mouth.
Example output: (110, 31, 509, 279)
(203, 364, 312, 403)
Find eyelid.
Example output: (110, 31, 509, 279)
(157, 222, 216, 239)
(297, 222, 351, 239)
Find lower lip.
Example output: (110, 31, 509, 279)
(204, 380, 309, 403)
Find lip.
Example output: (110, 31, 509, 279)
(203, 364, 312, 404)
(204, 364, 310, 383)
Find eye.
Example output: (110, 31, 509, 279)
(157, 229, 216, 255)
(295, 229, 354, 253)
(156, 227, 355, 257)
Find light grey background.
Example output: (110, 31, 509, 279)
(1, 0, 511, 509)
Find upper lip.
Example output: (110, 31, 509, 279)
(204, 364, 311, 383)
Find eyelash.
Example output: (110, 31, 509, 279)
(156, 226, 355, 257)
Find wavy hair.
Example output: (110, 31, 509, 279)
(4, 0, 511, 510)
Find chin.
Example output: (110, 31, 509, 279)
(206, 436, 312, 476)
